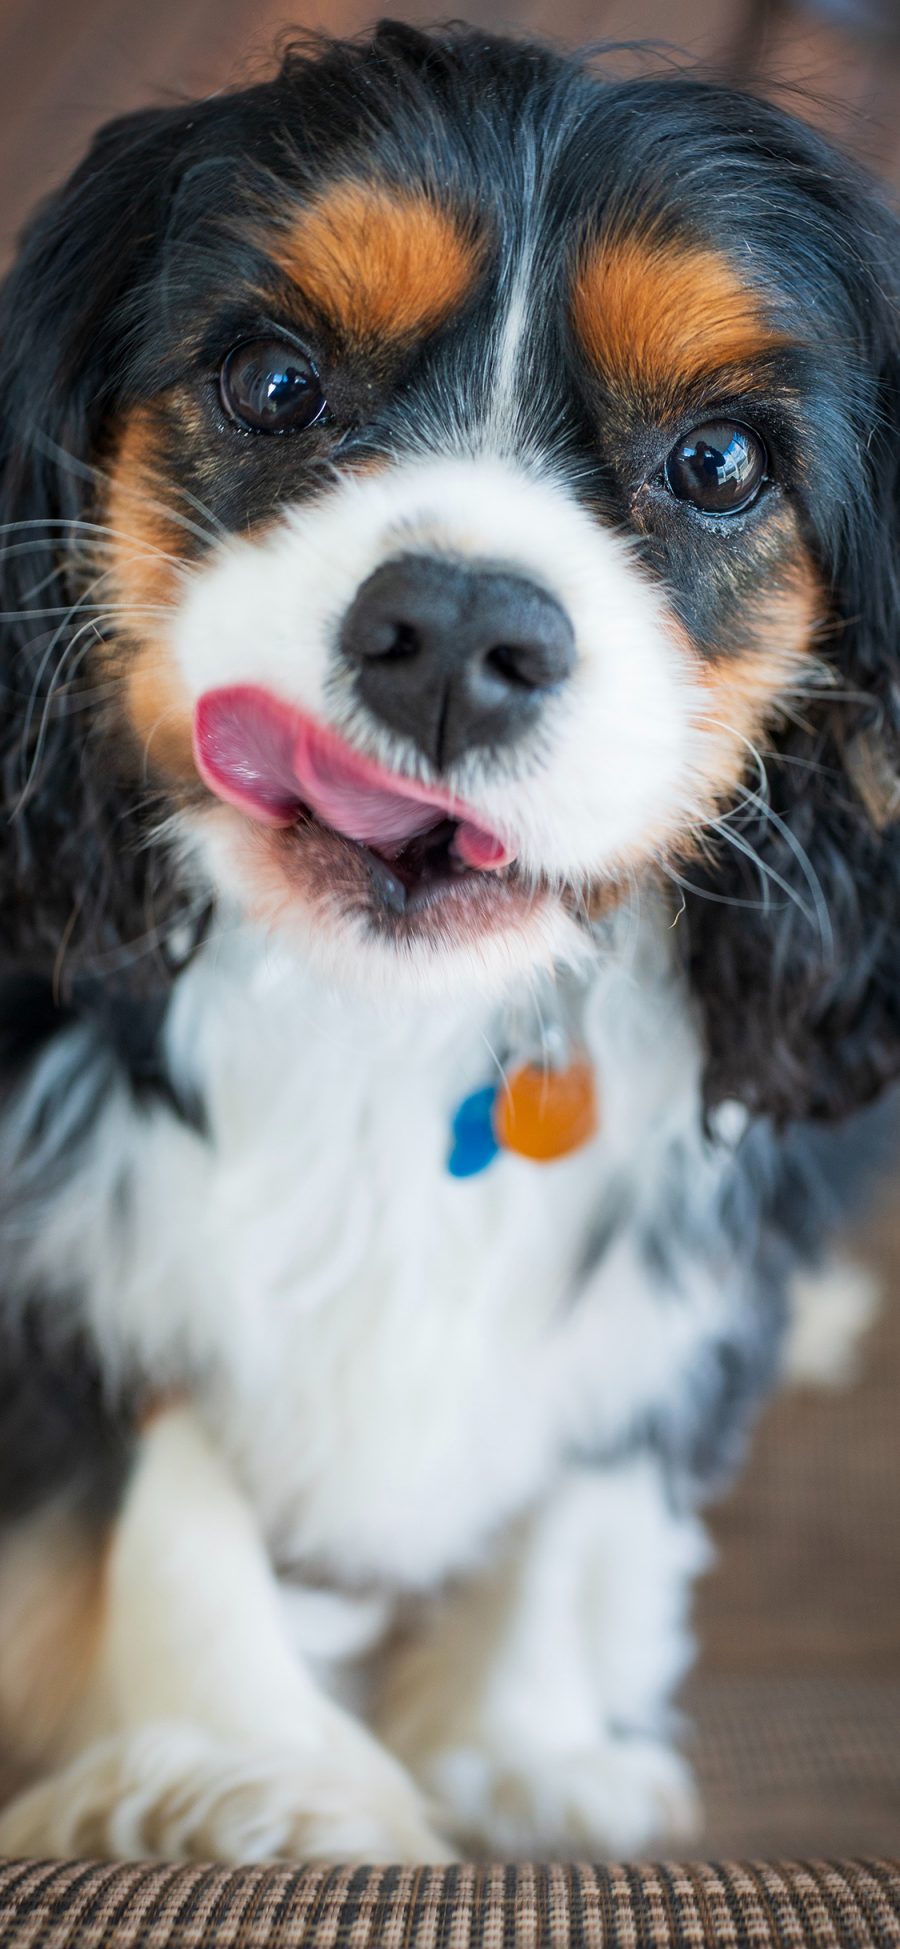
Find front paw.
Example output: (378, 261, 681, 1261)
(0, 1722, 454, 1865)
(425, 1733, 700, 1858)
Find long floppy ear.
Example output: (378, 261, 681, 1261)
(683, 155, 900, 1125)
(0, 102, 215, 992)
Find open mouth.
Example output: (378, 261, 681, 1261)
(193, 685, 517, 917)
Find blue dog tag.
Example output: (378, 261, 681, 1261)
(447, 1085, 500, 1177)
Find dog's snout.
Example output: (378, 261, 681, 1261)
(340, 555, 575, 768)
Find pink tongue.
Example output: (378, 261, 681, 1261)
(193, 686, 512, 871)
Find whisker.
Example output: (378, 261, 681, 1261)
(137, 702, 190, 783)
(0, 620, 180, 714)
(13, 612, 111, 812)
(10, 579, 172, 810)
(65, 885, 214, 980)
(0, 516, 187, 569)
(0, 597, 174, 623)
(170, 481, 227, 540)
(679, 757, 831, 939)
(697, 714, 770, 811)
(654, 853, 784, 914)
(21, 560, 76, 603)
(13, 567, 120, 802)
(705, 815, 815, 923)
(29, 430, 222, 552)
(741, 786, 833, 955)
(477, 1022, 511, 1099)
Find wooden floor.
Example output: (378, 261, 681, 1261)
(0, 0, 897, 258)
(1, 0, 899, 1865)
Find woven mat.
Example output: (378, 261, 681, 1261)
(0, 1860, 899, 1949)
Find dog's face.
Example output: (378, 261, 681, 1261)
(2, 25, 899, 1105)
(75, 31, 833, 992)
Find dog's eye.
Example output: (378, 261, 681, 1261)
(220, 339, 326, 433)
(665, 421, 767, 514)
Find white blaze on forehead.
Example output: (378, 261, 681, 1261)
(479, 131, 555, 459)
(485, 241, 537, 453)
(171, 453, 704, 884)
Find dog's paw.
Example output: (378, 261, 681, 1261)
(424, 1732, 700, 1858)
(0, 1721, 453, 1864)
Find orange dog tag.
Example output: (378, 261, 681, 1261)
(494, 1057, 599, 1162)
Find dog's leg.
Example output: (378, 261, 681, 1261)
(375, 1454, 708, 1858)
(0, 1406, 448, 1863)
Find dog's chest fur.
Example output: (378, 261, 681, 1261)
(19, 911, 739, 1591)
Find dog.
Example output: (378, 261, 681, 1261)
(0, 20, 897, 1865)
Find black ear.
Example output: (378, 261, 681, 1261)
(0, 102, 214, 991)
(683, 163, 900, 1125)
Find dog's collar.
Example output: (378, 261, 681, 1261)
(447, 977, 599, 1177)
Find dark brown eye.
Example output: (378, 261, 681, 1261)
(220, 339, 326, 433)
(665, 421, 768, 514)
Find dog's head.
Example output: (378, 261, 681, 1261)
(1, 23, 898, 1117)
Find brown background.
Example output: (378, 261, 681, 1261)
(1, 0, 899, 1862)
(0, 0, 898, 255)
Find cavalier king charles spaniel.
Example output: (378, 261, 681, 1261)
(0, 21, 897, 1864)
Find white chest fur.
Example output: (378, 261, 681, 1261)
(21, 912, 735, 1592)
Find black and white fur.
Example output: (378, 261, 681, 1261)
(0, 23, 897, 1863)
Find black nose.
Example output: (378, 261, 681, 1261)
(339, 555, 575, 769)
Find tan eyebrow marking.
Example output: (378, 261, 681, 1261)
(262, 180, 484, 341)
(572, 233, 787, 405)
